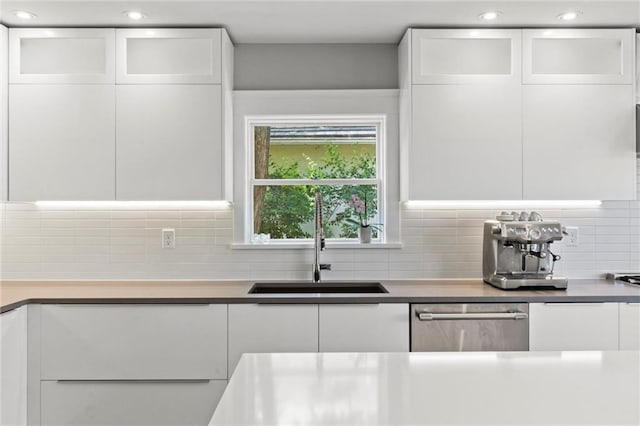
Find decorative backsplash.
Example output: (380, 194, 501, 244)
(1, 162, 638, 281)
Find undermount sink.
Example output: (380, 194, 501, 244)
(249, 281, 388, 294)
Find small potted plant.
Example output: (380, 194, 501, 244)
(345, 193, 381, 243)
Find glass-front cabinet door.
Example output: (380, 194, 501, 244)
(523, 29, 635, 84)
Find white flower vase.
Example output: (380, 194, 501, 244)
(359, 226, 372, 244)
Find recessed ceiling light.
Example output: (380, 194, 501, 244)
(13, 10, 37, 20)
(478, 11, 501, 21)
(557, 11, 580, 21)
(124, 10, 146, 20)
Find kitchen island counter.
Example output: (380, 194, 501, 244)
(210, 350, 640, 426)
(1, 278, 639, 313)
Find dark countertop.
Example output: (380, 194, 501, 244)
(1, 279, 639, 313)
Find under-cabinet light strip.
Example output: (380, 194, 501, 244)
(404, 200, 602, 209)
(33, 201, 231, 209)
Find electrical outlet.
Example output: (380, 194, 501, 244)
(565, 226, 579, 247)
(162, 228, 175, 249)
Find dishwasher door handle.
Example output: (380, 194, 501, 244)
(416, 311, 528, 321)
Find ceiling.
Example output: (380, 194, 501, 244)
(0, 0, 638, 43)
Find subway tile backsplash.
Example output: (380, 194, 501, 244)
(1, 163, 638, 281)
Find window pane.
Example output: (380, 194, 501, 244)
(253, 185, 380, 240)
(254, 125, 376, 180)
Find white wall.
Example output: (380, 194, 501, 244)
(234, 44, 398, 90)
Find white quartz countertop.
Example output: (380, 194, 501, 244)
(210, 351, 640, 426)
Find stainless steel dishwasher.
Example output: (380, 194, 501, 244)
(411, 303, 529, 351)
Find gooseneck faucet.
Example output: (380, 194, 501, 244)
(312, 190, 331, 282)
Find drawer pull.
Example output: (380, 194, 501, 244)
(56, 379, 211, 383)
(416, 312, 528, 321)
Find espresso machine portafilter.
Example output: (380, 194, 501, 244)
(483, 211, 568, 290)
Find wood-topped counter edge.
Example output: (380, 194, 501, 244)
(1, 279, 639, 313)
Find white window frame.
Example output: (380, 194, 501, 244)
(247, 115, 386, 243)
(232, 90, 401, 248)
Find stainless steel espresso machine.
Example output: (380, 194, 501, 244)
(483, 211, 568, 290)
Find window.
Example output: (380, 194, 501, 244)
(248, 117, 385, 242)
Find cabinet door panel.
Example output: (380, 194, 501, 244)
(529, 303, 619, 351)
(411, 29, 521, 84)
(9, 28, 115, 84)
(0, 307, 27, 426)
(319, 304, 409, 352)
(523, 85, 635, 200)
(228, 304, 318, 375)
(116, 85, 222, 200)
(41, 304, 227, 380)
(523, 29, 634, 84)
(9, 85, 115, 201)
(410, 84, 522, 199)
(619, 303, 640, 350)
(116, 29, 221, 84)
(41, 380, 226, 426)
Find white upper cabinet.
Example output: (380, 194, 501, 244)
(411, 29, 521, 84)
(636, 34, 640, 103)
(116, 84, 223, 200)
(116, 29, 222, 84)
(523, 29, 635, 84)
(522, 85, 636, 200)
(410, 84, 522, 199)
(9, 85, 116, 201)
(9, 28, 115, 84)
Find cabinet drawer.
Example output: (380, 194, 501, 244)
(619, 303, 640, 350)
(116, 29, 221, 84)
(529, 303, 619, 351)
(9, 28, 115, 84)
(41, 304, 227, 379)
(228, 304, 318, 375)
(523, 29, 635, 84)
(41, 380, 226, 426)
(319, 304, 409, 352)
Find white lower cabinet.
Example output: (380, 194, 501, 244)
(227, 304, 319, 375)
(529, 303, 619, 351)
(41, 304, 227, 380)
(0, 306, 28, 426)
(319, 304, 409, 352)
(41, 380, 226, 426)
(619, 303, 640, 350)
(39, 304, 228, 426)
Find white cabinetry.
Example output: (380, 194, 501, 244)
(522, 85, 635, 200)
(115, 28, 232, 200)
(400, 28, 636, 201)
(619, 303, 640, 350)
(529, 303, 619, 351)
(8, 28, 116, 201)
(7, 27, 233, 201)
(522, 29, 636, 201)
(228, 304, 319, 374)
(116, 85, 223, 199)
(41, 380, 226, 426)
(9, 28, 114, 84)
(401, 29, 522, 200)
(1, 25, 7, 201)
(319, 304, 409, 352)
(40, 304, 228, 426)
(116, 29, 221, 84)
(0, 307, 28, 426)
(9, 85, 115, 201)
(523, 29, 634, 85)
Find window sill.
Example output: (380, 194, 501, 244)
(230, 241, 403, 250)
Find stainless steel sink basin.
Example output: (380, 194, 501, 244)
(249, 281, 388, 294)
